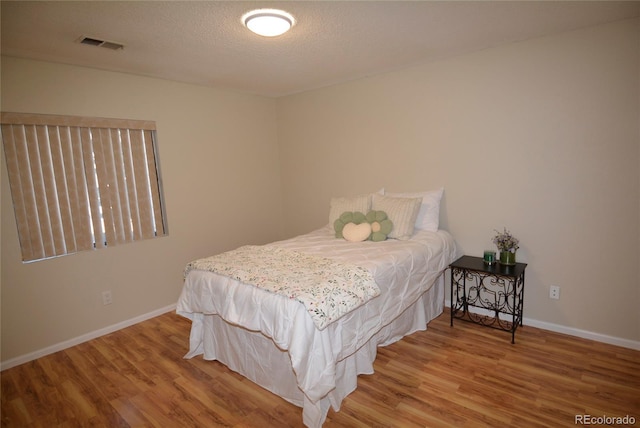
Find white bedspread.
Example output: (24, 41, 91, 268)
(176, 226, 457, 426)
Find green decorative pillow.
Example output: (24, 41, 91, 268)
(334, 211, 369, 241)
(366, 210, 393, 242)
(334, 210, 393, 242)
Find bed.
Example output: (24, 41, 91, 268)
(176, 190, 457, 427)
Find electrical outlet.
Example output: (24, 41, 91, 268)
(102, 290, 113, 305)
(549, 285, 560, 300)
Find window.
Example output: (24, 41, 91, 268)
(1, 112, 168, 262)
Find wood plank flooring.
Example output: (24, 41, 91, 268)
(2, 309, 639, 427)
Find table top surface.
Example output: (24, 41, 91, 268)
(450, 255, 527, 278)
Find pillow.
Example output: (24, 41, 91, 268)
(366, 210, 393, 242)
(387, 187, 444, 231)
(328, 194, 371, 226)
(334, 210, 392, 242)
(372, 194, 421, 240)
(334, 211, 367, 239)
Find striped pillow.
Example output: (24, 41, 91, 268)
(372, 194, 422, 240)
(329, 194, 372, 227)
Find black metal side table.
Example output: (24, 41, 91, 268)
(449, 255, 527, 343)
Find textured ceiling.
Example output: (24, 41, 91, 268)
(2, 1, 639, 97)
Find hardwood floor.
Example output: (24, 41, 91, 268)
(2, 309, 639, 427)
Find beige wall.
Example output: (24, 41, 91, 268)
(277, 19, 640, 342)
(1, 18, 638, 365)
(1, 58, 283, 362)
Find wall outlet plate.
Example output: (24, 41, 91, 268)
(549, 285, 560, 300)
(102, 290, 113, 305)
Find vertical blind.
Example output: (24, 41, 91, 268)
(1, 112, 167, 262)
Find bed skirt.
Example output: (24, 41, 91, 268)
(183, 275, 445, 427)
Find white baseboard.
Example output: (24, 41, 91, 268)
(1, 303, 177, 371)
(522, 318, 640, 350)
(444, 300, 640, 351)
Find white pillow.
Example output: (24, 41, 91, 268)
(372, 194, 422, 240)
(387, 187, 444, 231)
(328, 194, 371, 226)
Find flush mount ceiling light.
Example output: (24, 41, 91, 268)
(243, 9, 295, 37)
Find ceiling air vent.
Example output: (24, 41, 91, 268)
(78, 36, 124, 50)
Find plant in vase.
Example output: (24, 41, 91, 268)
(492, 228, 519, 265)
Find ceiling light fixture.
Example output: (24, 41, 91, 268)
(243, 9, 295, 37)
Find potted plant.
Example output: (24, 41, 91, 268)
(492, 228, 519, 265)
